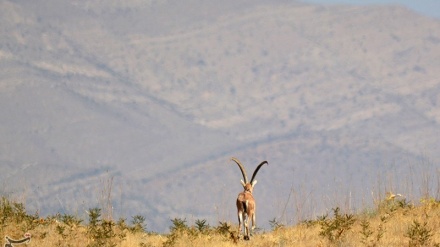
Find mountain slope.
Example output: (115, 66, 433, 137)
(1, 0, 440, 231)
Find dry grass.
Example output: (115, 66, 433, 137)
(2, 196, 440, 247)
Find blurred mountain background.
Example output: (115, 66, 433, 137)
(1, 0, 439, 232)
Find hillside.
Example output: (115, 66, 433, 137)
(1, 0, 440, 231)
(2, 196, 440, 246)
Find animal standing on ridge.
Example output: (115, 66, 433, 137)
(231, 157, 268, 240)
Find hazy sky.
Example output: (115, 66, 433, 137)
(303, 0, 440, 19)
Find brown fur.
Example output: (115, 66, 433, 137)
(231, 158, 268, 241)
(236, 184, 256, 240)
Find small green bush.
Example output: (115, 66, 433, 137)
(360, 216, 387, 247)
(131, 215, 147, 233)
(318, 207, 356, 245)
(269, 217, 285, 231)
(86, 207, 117, 247)
(195, 219, 210, 233)
(405, 220, 433, 247)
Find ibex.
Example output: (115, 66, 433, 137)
(231, 157, 268, 240)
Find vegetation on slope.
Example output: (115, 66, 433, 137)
(2, 193, 440, 247)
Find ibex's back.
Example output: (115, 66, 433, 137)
(236, 190, 255, 215)
(230, 157, 268, 241)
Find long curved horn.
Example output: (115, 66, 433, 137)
(231, 157, 248, 183)
(250, 161, 268, 184)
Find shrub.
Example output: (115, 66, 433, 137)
(318, 207, 356, 245)
(269, 217, 284, 231)
(86, 207, 117, 247)
(195, 219, 210, 233)
(169, 218, 189, 233)
(60, 214, 83, 227)
(360, 216, 387, 247)
(405, 220, 433, 247)
(131, 215, 147, 233)
(215, 221, 232, 236)
(0, 197, 39, 232)
(162, 218, 191, 247)
(377, 194, 412, 214)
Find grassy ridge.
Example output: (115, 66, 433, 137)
(2, 195, 440, 246)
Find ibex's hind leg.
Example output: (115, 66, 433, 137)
(250, 212, 256, 236)
(244, 223, 249, 240)
(237, 212, 244, 239)
(243, 214, 250, 240)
